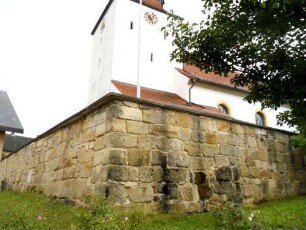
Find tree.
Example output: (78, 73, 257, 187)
(164, 0, 306, 147)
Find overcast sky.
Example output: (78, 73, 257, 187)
(0, 0, 203, 137)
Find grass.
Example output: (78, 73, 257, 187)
(0, 190, 305, 230)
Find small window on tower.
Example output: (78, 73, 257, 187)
(130, 21, 134, 30)
(150, 53, 154, 62)
(218, 104, 229, 115)
(256, 112, 265, 126)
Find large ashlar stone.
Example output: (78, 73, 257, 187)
(165, 168, 190, 183)
(108, 166, 138, 182)
(105, 133, 137, 148)
(127, 149, 151, 166)
(170, 138, 183, 151)
(139, 166, 164, 182)
(127, 120, 148, 134)
(184, 142, 201, 156)
(205, 132, 217, 145)
(215, 155, 229, 167)
(190, 157, 206, 170)
(107, 104, 142, 121)
(129, 186, 154, 203)
(149, 124, 178, 138)
(109, 149, 127, 165)
(217, 120, 231, 132)
(108, 183, 128, 203)
(178, 185, 195, 201)
(167, 151, 189, 168)
(168, 112, 191, 128)
(200, 118, 217, 132)
(151, 150, 167, 166)
(215, 166, 232, 181)
(202, 144, 219, 157)
(177, 128, 191, 141)
(143, 110, 167, 124)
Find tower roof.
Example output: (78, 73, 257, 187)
(143, 0, 164, 10)
(0, 90, 23, 133)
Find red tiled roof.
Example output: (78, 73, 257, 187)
(112, 80, 219, 114)
(143, 0, 163, 10)
(177, 64, 248, 92)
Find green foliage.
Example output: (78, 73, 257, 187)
(0, 191, 305, 229)
(75, 195, 144, 230)
(164, 0, 306, 140)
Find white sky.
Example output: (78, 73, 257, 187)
(0, 0, 203, 137)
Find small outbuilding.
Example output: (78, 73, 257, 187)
(0, 90, 24, 160)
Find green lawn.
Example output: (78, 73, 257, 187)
(0, 190, 305, 230)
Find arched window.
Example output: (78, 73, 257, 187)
(218, 104, 229, 115)
(256, 112, 265, 126)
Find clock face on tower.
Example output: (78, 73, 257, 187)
(144, 11, 158, 25)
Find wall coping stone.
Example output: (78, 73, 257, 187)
(3, 93, 296, 159)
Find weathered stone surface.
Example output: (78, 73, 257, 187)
(108, 183, 128, 203)
(165, 168, 190, 183)
(179, 185, 195, 201)
(127, 120, 148, 134)
(127, 149, 150, 166)
(143, 110, 166, 124)
(105, 133, 137, 148)
(151, 150, 167, 166)
(184, 142, 201, 156)
(129, 186, 154, 203)
(202, 144, 219, 157)
(215, 166, 232, 181)
(109, 149, 126, 165)
(0, 98, 305, 215)
(167, 151, 189, 168)
(108, 166, 138, 182)
(139, 167, 164, 182)
(150, 124, 177, 138)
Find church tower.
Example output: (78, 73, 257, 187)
(88, 0, 180, 104)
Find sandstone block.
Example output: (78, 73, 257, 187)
(129, 186, 154, 203)
(215, 155, 229, 167)
(127, 149, 150, 166)
(169, 112, 191, 128)
(105, 133, 137, 148)
(217, 120, 231, 132)
(170, 138, 183, 151)
(249, 167, 260, 178)
(137, 135, 156, 149)
(109, 149, 126, 165)
(167, 151, 189, 168)
(184, 142, 201, 156)
(151, 150, 167, 166)
(200, 118, 217, 132)
(178, 185, 195, 201)
(165, 168, 190, 183)
(73, 178, 88, 198)
(108, 166, 138, 182)
(108, 183, 128, 203)
(149, 124, 178, 138)
(92, 165, 109, 183)
(191, 130, 205, 143)
(205, 132, 217, 145)
(202, 144, 219, 157)
(143, 110, 166, 124)
(177, 128, 191, 141)
(215, 166, 232, 181)
(93, 150, 109, 166)
(82, 127, 96, 142)
(127, 120, 148, 134)
(139, 167, 164, 182)
(63, 167, 74, 180)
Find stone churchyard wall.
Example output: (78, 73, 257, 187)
(0, 94, 305, 213)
